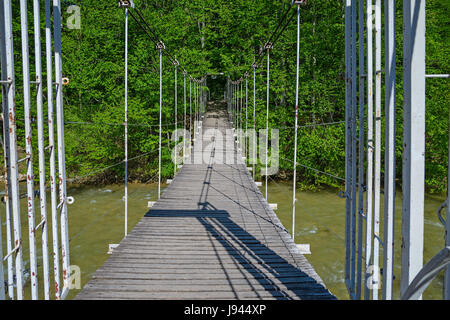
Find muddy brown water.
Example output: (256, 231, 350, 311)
(0, 181, 446, 300)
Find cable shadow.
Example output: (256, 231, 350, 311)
(144, 208, 334, 300)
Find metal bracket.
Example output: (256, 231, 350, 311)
(3, 242, 21, 261)
(17, 155, 31, 163)
(0, 79, 13, 85)
(425, 74, 450, 79)
(437, 199, 447, 226)
(374, 234, 384, 248)
(293, 0, 307, 5)
(118, 0, 135, 8)
(34, 218, 47, 232)
(108, 244, 119, 254)
(173, 59, 179, 66)
(264, 42, 273, 51)
(401, 246, 450, 300)
(156, 41, 165, 50)
(337, 190, 348, 199)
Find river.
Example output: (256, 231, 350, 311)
(0, 181, 446, 300)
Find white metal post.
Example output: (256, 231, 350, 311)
(292, 4, 300, 242)
(245, 75, 248, 161)
(184, 72, 187, 161)
(0, 7, 4, 294)
(372, 0, 382, 300)
(33, 0, 51, 300)
(253, 64, 256, 179)
(401, 0, 425, 299)
(157, 42, 164, 199)
(45, 0, 61, 299)
(383, 0, 396, 300)
(190, 78, 192, 146)
(20, 0, 39, 299)
(344, 0, 352, 298)
(0, 0, 14, 300)
(364, 0, 374, 300)
(446, 113, 450, 300)
(356, 0, 365, 299)
(350, 0, 358, 297)
(174, 61, 178, 176)
(124, 8, 128, 236)
(265, 43, 272, 200)
(4, 0, 24, 300)
(53, 0, 70, 299)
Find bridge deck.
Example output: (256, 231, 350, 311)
(76, 106, 335, 300)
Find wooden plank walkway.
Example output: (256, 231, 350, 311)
(76, 105, 336, 300)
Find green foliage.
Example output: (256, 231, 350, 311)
(4, 0, 449, 192)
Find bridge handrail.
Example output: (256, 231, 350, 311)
(401, 246, 450, 300)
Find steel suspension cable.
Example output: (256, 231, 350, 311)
(280, 155, 345, 182)
(183, 71, 187, 161)
(174, 60, 178, 177)
(264, 43, 272, 200)
(189, 78, 192, 145)
(253, 64, 256, 179)
(157, 42, 164, 199)
(124, 7, 128, 236)
(292, 4, 300, 242)
(240, 80, 243, 151)
(245, 74, 248, 161)
(251, 4, 296, 75)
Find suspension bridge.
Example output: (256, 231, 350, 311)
(75, 105, 334, 300)
(0, 0, 449, 301)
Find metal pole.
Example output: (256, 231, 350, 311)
(33, 0, 51, 300)
(364, 0, 374, 300)
(292, 4, 301, 242)
(124, 7, 128, 236)
(189, 78, 192, 147)
(0, 1, 5, 298)
(20, 0, 39, 299)
(195, 81, 197, 136)
(240, 80, 243, 154)
(425, 74, 450, 78)
(245, 75, 248, 161)
(445, 110, 450, 300)
(253, 65, 256, 179)
(157, 42, 164, 199)
(350, 0, 359, 298)
(4, 0, 24, 300)
(241, 80, 243, 154)
(265, 43, 272, 200)
(194, 81, 197, 134)
(54, 0, 70, 299)
(45, 0, 60, 299)
(383, 0, 396, 300)
(356, 0, 365, 300)
(344, 0, 353, 299)
(0, 0, 14, 300)
(235, 82, 237, 132)
(401, 0, 425, 299)
(174, 62, 178, 176)
(183, 72, 186, 161)
(198, 81, 200, 133)
(373, 0, 382, 300)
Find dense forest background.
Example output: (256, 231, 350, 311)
(6, 0, 450, 193)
